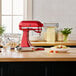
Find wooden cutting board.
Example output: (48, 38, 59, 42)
(31, 40, 76, 46)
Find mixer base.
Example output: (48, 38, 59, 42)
(16, 47, 34, 52)
(16, 47, 45, 52)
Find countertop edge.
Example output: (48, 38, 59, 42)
(0, 58, 76, 62)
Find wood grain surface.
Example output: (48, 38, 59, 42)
(0, 48, 76, 62)
(31, 40, 76, 46)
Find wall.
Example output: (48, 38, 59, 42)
(33, 0, 76, 40)
(0, 0, 1, 25)
(27, 0, 33, 20)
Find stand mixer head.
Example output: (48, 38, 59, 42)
(19, 21, 43, 48)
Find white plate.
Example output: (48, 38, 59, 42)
(50, 47, 69, 52)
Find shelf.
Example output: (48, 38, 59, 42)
(31, 40, 76, 46)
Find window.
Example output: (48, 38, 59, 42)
(2, 0, 27, 33)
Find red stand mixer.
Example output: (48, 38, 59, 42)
(17, 21, 44, 51)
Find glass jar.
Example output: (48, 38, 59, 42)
(57, 29, 64, 42)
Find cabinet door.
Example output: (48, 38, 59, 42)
(2, 63, 9, 76)
(7, 62, 45, 76)
(0, 64, 2, 76)
(47, 62, 76, 76)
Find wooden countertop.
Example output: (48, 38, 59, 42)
(31, 40, 76, 46)
(0, 48, 76, 62)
